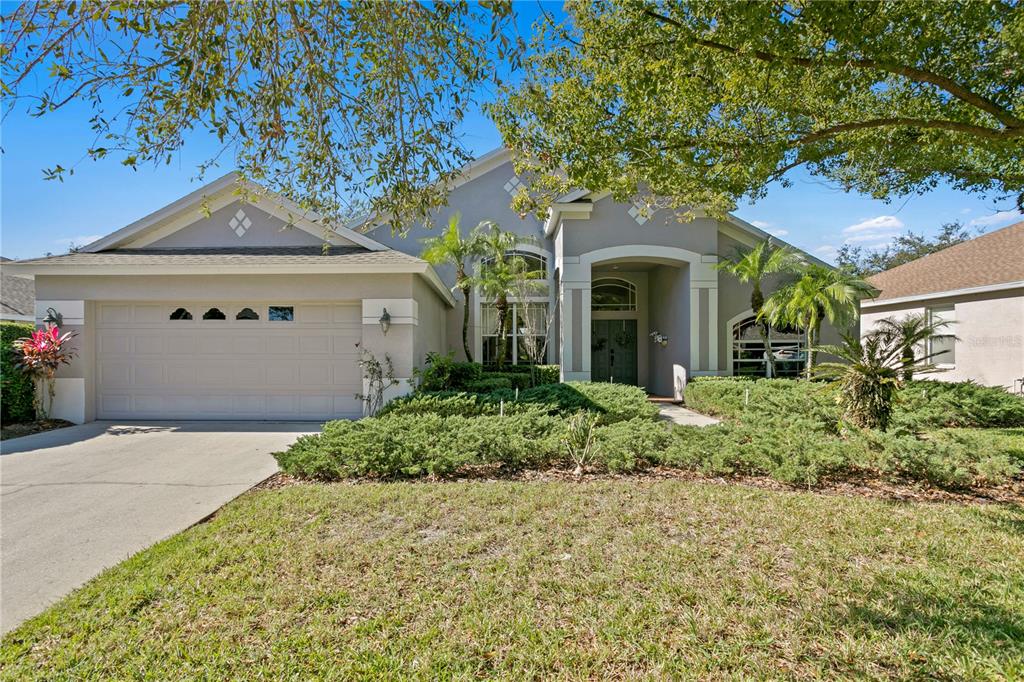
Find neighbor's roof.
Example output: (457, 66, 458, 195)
(867, 221, 1024, 302)
(1, 269, 35, 318)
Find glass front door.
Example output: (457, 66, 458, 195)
(591, 319, 638, 385)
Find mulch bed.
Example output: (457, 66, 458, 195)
(253, 468, 1024, 507)
(0, 419, 75, 442)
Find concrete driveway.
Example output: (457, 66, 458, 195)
(0, 421, 315, 633)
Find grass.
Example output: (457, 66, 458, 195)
(3, 481, 1023, 680)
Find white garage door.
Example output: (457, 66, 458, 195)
(96, 302, 363, 420)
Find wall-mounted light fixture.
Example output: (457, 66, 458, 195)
(43, 307, 63, 329)
(379, 307, 392, 336)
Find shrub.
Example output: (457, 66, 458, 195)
(685, 377, 839, 427)
(487, 364, 560, 385)
(464, 376, 513, 392)
(592, 418, 673, 473)
(479, 371, 531, 390)
(1, 321, 35, 423)
(378, 391, 518, 418)
(661, 419, 849, 486)
(520, 381, 658, 424)
(275, 411, 564, 479)
(415, 352, 482, 392)
(893, 380, 1024, 430)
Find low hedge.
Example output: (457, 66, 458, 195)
(416, 352, 559, 392)
(277, 410, 566, 479)
(277, 377, 1023, 490)
(381, 381, 658, 425)
(1, 321, 35, 424)
(893, 380, 1024, 430)
(685, 376, 1024, 431)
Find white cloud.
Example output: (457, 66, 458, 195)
(768, 228, 789, 237)
(749, 220, 773, 230)
(968, 210, 1021, 229)
(960, 208, 973, 215)
(814, 244, 838, 256)
(838, 215, 905, 250)
(53, 235, 102, 248)
(842, 215, 905, 234)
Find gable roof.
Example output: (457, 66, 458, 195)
(83, 172, 390, 253)
(866, 220, 1024, 303)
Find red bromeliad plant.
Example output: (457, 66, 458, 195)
(13, 326, 78, 421)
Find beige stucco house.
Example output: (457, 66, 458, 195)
(860, 221, 1024, 392)
(7, 148, 836, 423)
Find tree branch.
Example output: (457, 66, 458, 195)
(641, 9, 1024, 130)
(797, 117, 1023, 143)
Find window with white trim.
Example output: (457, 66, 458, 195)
(731, 315, 806, 378)
(481, 302, 549, 365)
(927, 305, 956, 366)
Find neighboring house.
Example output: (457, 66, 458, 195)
(6, 148, 837, 424)
(860, 221, 1024, 391)
(1, 258, 36, 322)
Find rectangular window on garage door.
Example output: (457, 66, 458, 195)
(268, 306, 294, 322)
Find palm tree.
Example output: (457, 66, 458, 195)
(815, 331, 935, 431)
(472, 224, 543, 368)
(715, 240, 801, 377)
(872, 313, 955, 382)
(764, 264, 876, 379)
(420, 213, 483, 362)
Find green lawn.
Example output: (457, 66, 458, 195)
(3, 481, 1023, 680)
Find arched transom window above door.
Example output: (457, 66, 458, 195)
(591, 278, 637, 311)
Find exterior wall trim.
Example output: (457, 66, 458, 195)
(861, 280, 1024, 309)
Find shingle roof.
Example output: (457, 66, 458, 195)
(1, 270, 35, 318)
(11, 246, 426, 268)
(867, 221, 1024, 301)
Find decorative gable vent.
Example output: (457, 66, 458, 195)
(503, 176, 525, 196)
(628, 202, 654, 225)
(228, 209, 252, 237)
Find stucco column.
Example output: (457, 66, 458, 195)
(689, 256, 720, 374)
(360, 298, 417, 414)
(559, 258, 592, 381)
(34, 299, 91, 423)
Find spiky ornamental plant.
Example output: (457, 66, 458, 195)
(715, 240, 801, 377)
(764, 265, 877, 379)
(13, 326, 78, 421)
(421, 213, 485, 362)
(872, 313, 956, 382)
(816, 331, 940, 431)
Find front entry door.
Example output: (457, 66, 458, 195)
(591, 319, 638, 385)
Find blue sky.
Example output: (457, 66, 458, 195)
(2, 5, 1020, 261)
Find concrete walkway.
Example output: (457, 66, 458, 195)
(656, 404, 720, 426)
(0, 421, 315, 634)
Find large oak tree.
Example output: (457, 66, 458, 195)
(2, 1, 518, 229)
(493, 1, 1024, 218)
